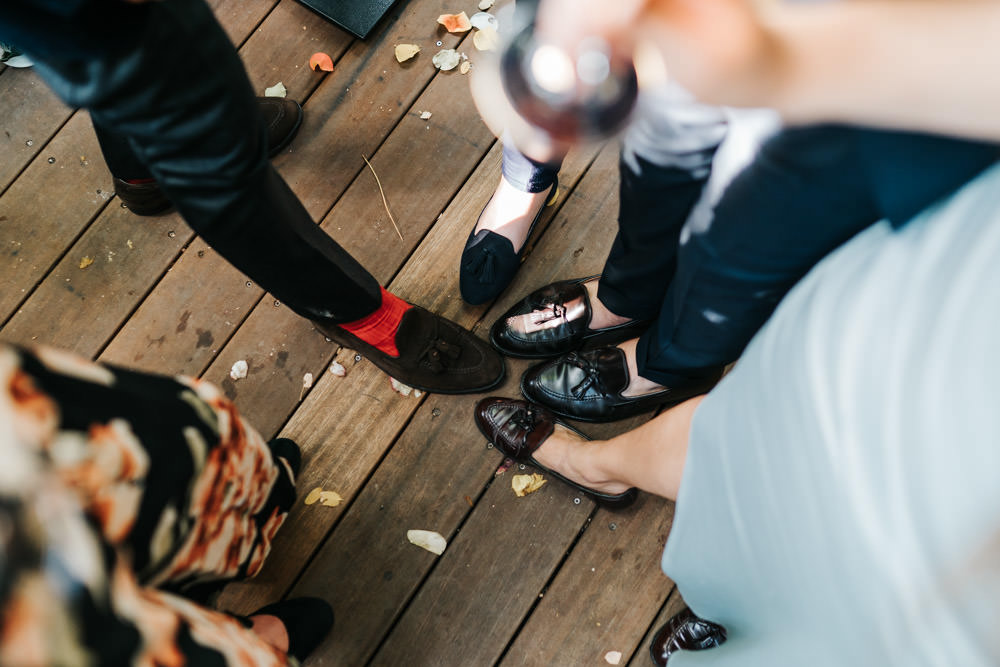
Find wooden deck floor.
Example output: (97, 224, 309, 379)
(0, 1, 683, 664)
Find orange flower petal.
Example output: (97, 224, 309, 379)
(309, 52, 334, 72)
(437, 11, 472, 33)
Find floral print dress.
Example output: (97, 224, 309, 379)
(0, 345, 299, 666)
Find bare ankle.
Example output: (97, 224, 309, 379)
(584, 279, 632, 330)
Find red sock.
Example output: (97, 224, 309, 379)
(340, 287, 412, 357)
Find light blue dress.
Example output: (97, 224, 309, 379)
(663, 162, 1000, 666)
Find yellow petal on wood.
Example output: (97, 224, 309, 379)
(79, 256, 94, 269)
(304, 487, 323, 505)
(473, 27, 499, 52)
(394, 43, 421, 63)
(407, 529, 447, 555)
(459, 60, 472, 75)
(511, 473, 547, 497)
(318, 490, 343, 507)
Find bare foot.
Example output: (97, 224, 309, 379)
(530, 424, 632, 496)
(475, 176, 554, 253)
(618, 338, 666, 398)
(583, 279, 633, 330)
(250, 614, 289, 653)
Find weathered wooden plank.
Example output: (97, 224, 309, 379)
(500, 494, 676, 666)
(0, 112, 111, 324)
(0, 206, 185, 354)
(627, 587, 687, 667)
(208, 0, 280, 46)
(0, 68, 73, 195)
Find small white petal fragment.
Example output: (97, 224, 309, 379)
(302, 372, 314, 389)
(605, 651, 623, 665)
(478, 0, 494, 9)
(459, 60, 472, 74)
(329, 361, 346, 377)
(390, 377, 413, 396)
(229, 360, 248, 380)
(470, 12, 498, 31)
(432, 48, 461, 71)
(511, 473, 547, 497)
(407, 529, 447, 555)
(420, 110, 433, 120)
(264, 81, 287, 98)
(473, 27, 499, 52)
(319, 490, 343, 507)
(304, 487, 323, 505)
(394, 43, 421, 63)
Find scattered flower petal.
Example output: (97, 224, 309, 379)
(470, 12, 498, 31)
(390, 377, 413, 395)
(459, 60, 472, 74)
(302, 372, 314, 389)
(264, 81, 287, 98)
(79, 256, 94, 269)
(304, 487, 323, 505)
(420, 110, 433, 120)
(319, 490, 343, 507)
(432, 48, 461, 71)
(605, 651, 623, 665)
(394, 43, 421, 63)
(473, 26, 499, 52)
(407, 529, 447, 555)
(512, 473, 547, 497)
(478, 0, 494, 9)
(229, 360, 248, 380)
(495, 458, 513, 476)
(437, 11, 471, 33)
(329, 361, 346, 377)
(309, 51, 334, 72)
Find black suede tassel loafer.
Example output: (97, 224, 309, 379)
(243, 597, 334, 663)
(115, 97, 304, 216)
(315, 306, 506, 394)
(460, 181, 557, 306)
(489, 277, 649, 359)
(474, 396, 638, 509)
(649, 607, 727, 666)
(520, 347, 722, 423)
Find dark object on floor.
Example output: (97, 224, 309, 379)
(296, 0, 404, 38)
(649, 607, 726, 666)
(520, 347, 722, 423)
(474, 396, 638, 508)
(115, 97, 304, 216)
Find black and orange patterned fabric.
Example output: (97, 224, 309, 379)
(0, 345, 297, 666)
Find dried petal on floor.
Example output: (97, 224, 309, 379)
(495, 458, 513, 476)
(302, 372, 314, 389)
(469, 12, 498, 31)
(330, 360, 346, 377)
(473, 27, 499, 52)
(79, 256, 94, 269)
(432, 48, 461, 71)
(437, 12, 471, 33)
(604, 651, 623, 665)
(420, 110, 433, 120)
(264, 81, 287, 98)
(407, 529, 447, 555)
(319, 490, 343, 507)
(478, 0, 495, 9)
(395, 43, 421, 63)
(304, 487, 323, 505)
(390, 377, 413, 395)
(229, 359, 248, 380)
(309, 51, 334, 72)
(459, 60, 472, 74)
(511, 473, 547, 497)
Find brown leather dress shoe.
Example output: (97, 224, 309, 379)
(474, 396, 638, 508)
(489, 277, 649, 359)
(115, 97, 304, 216)
(649, 608, 726, 666)
(520, 347, 722, 423)
(316, 306, 505, 394)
